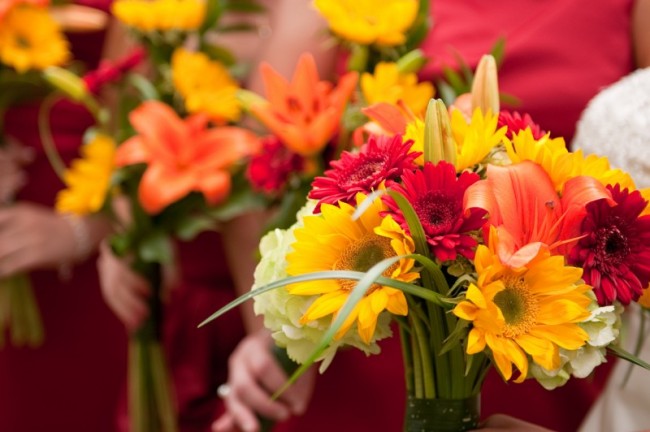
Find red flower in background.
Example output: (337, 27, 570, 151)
(498, 110, 545, 139)
(246, 135, 305, 196)
(569, 185, 650, 305)
(309, 134, 419, 212)
(385, 161, 486, 262)
(83, 47, 145, 94)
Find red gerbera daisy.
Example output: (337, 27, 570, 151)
(568, 185, 650, 305)
(498, 110, 545, 139)
(384, 161, 487, 262)
(309, 134, 419, 212)
(246, 135, 305, 196)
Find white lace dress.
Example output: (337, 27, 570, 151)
(574, 68, 650, 432)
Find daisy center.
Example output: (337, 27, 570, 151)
(16, 34, 32, 49)
(493, 276, 538, 337)
(340, 155, 387, 187)
(335, 234, 396, 292)
(415, 192, 456, 234)
(596, 222, 629, 264)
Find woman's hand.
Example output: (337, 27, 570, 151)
(0, 140, 34, 203)
(212, 329, 316, 432)
(97, 241, 151, 331)
(0, 203, 86, 277)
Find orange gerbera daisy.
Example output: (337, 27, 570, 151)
(251, 53, 358, 157)
(115, 101, 260, 214)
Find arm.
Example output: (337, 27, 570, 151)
(633, 0, 650, 68)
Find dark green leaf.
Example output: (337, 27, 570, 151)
(223, 0, 266, 13)
(489, 37, 506, 68)
(216, 22, 258, 33)
(609, 344, 650, 371)
(199, 0, 225, 35)
(138, 231, 173, 264)
(200, 43, 237, 66)
(174, 216, 216, 241)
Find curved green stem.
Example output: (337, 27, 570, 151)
(38, 93, 66, 181)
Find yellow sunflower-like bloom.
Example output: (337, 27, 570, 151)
(453, 228, 592, 382)
(56, 134, 116, 215)
(361, 62, 434, 116)
(451, 108, 506, 172)
(505, 129, 635, 193)
(112, 0, 205, 32)
(286, 194, 419, 343)
(0, 5, 69, 72)
(313, 0, 418, 46)
(172, 48, 241, 124)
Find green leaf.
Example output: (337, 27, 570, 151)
(199, 268, 447, 328)
(609, 343, 650, 371)
(138, 231, 173, 264)
(489, 37, 506, 68)
(442, 66, 468, 95)
(200, 43, 237, 66)
(127, 73, 159, 101)
(223, 0, 266, 13)
(216, 22, 259, 33)
(440, 317, 469, 355)
(199, 0, 225, 35)
(174, 216, 216, 241)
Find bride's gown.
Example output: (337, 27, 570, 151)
(573, 67, 650, 432)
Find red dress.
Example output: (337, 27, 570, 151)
(419, 1, 633, 430)
(0, 4, 127, 430)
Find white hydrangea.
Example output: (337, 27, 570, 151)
(252, 200, 393, 373)
(530, 294, 623, 390)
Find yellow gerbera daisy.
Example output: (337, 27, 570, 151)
(171, 48, 241, 124)
(505, 129, 635, 193)
(361, 62, 434, 116)
(452, 108, 506, 172)
(56, 134, 115, 216)
(453, 227, 592, 382)
(313, 0, 418, 46)
(112, 0, 205, 32)
(286, 194, 419, 343)
(0, 5, 69, 72)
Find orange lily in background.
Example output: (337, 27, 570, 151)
(251, 53, 358, 157)
(115, 101, 260, 214)
(464, 161, 612, 267)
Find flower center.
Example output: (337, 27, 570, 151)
(335, 233, 396, 292)
(493, 276, 538, 337)
(596, 221, 629, 264)
(16, 34, 32, 49)
(340, 155, 387, 188)
(414, 192, 456, 234)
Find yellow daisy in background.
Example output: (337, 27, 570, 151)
(0, 5, 69, 72)
(171, 48, 241, 124)
(286, 195, 419, 343)
(313, 0, 418, 46)
(453, 228, 592, 382)
(451, 108, 506, 172)
(112, 0, 205, 32)
(361, 62, 434, 117)
(56, 134, 116, 216)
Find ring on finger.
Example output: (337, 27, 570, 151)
(217, 383, 231, 399)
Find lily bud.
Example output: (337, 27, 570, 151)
(471, 55, 499, 115)
(423, 98, 456, 166)
(43, 66, 89, 102)
(50, 5, 108, 33)
(396, 49, 427, 74)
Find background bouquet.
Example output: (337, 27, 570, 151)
(204, 53, 650, 431)
(44, 1, 265, 430)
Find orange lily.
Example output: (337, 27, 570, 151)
(0, 0, 48, 21)
(464, 161, 612, 267)
(115, 101, 260, 214)
(251, 53, 358, 157)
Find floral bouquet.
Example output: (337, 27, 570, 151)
(43, 1, 264, 430)
(203, 52, 650, 431)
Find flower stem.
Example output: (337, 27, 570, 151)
(38, 94, 66, 181)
